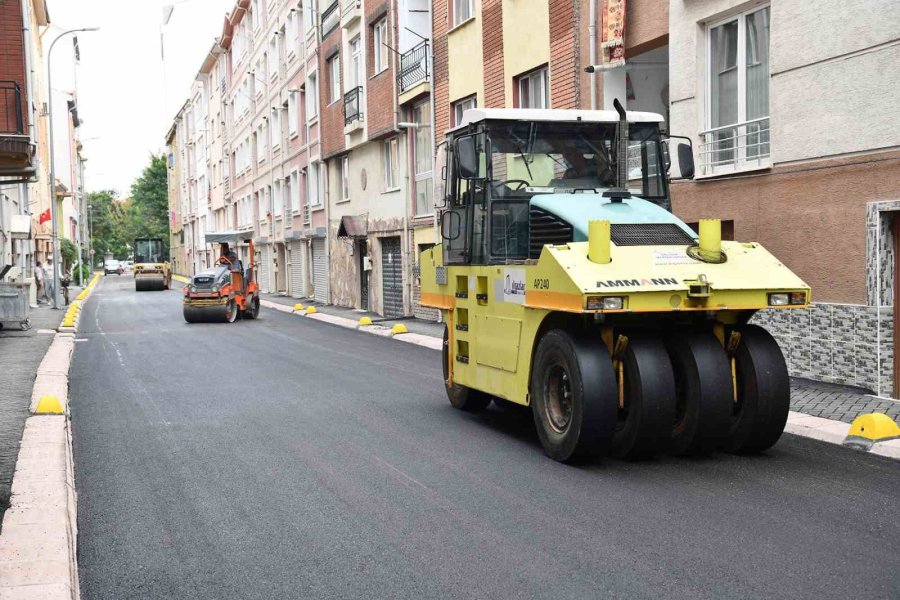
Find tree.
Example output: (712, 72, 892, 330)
(129, 154, 170, 254)
(59, 238, 79, 271)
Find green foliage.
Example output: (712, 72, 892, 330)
(73, 264, 92, 282)
(60, 238, 79, 272)
(85, 154, 171, 262)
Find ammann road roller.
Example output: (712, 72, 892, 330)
(133, 238, 171, 291)
(419, 103, 810, 463)
(182, 231, 261, 323)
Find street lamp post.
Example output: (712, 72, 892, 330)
(47, 27, 99, 308)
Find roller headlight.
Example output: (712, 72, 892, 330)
(586, 296, 625, 310)
(211, 285, 219, 293)
(768, 293, 788, 306)
(190, 285, 197, 293)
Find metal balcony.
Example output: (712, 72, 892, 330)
(698, 117, 770, 176)
(343, 86, 363, 125)
(398, 41, 429, 93)
(0, 81, 34, 176)
(0, 81, 24, 135)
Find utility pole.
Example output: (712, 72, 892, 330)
(47, 27, 99, 308)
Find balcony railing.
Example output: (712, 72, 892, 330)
(398, 41, 429, 93)
(698, 117, 770, 176)
(0, 81, 24, 135)
(343, 86, 363, 125)
(321, 1, 339, 37)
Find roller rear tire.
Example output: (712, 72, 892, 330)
(666, 333, 733, 455)
(723, 325, 790, 453)
(611, 336, 676, 459)
(531, 330, 617, 462)
(442, 326, 491, 412)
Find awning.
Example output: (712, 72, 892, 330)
(337, 215, 368, 238)
(10, 215, 31, 239)
(205, 230, 255, 244)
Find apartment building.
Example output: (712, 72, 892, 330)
(668, 0, 900, 396)
(0, 0, 52, 303)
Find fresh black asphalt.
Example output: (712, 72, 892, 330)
(70, 276, 900, 599)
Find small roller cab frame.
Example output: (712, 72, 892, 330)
(182, 231, 261, 323)
(419, 103, 810, 463)
(133, 238, 171, 291)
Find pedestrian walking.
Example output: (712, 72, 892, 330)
(34, 260, 46, 303)
(44, 258, 56, 304)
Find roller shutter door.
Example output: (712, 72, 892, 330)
(289, 243, 306, 298)
(381, 237, 403, 317)
(258, 244, 270, 293)
(312, 238, 328, 304)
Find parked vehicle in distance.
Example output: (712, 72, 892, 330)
(104, 259, 123, 275)
(123, 260, 134, 271)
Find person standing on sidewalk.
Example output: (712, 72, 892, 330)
(34, 260, 46, 304)
(44, 258, 56, 305)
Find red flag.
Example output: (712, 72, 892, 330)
(38, 208, 51, 224)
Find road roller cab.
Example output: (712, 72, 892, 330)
(183, 231, 261, 323)
(134, 238, 171, 291)
(419, 104, 811, 463)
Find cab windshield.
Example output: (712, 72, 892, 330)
(486, 121, 666, 200)
(134, 239, 164, 263)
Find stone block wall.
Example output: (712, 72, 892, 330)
(752, 303, 894, 397)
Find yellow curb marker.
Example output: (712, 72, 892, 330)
(391, 324, 408, 335)
(305, 306, 317, 314)
(358, 317, 373, 326)
(293, 303, 305, 312)
(847, 413, 900, 442)
(35, 395, 64, 415)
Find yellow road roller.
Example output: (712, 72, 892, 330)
(133, 238, 171, 291)
(419, 102, 810, 463)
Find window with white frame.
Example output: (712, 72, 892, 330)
(271, 107, 282, 149)
(340, 155, 350, 201)
(251, 0, 260, 30)
(286, 10, 298, 56)
(257, 123, 267, 162)
(307, 72, 318, 118)
(268, 35, 279, 78)
(288, 92, 299, 136)
(516, 66, 548, 109)
(350, 36, 362, 88)
(452, 95, 476, 127)
(413, 100, 433, 216)
(329, 54, 341, 104)
(704, 5, 770, 173)
(308, 162, 321, 206)
(373, 19, 388, 74)
(453, 0, 473, 27)
(290, 169, 300, 211)
(273, 180, 283, 217)
(303, 0, 315, 33)
(382, 138, 398, 190)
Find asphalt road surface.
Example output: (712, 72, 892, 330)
(71, 275, 900, 599)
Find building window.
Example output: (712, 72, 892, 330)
(271, 107, 282, 149)
(340, 155, 350, 201)
(307, 71, 318, 118)
(308, 162, 321, 206)
(268, 35, 279, 79)
(452, 95, 476, 127)
(288, 92, 299, 136)
(303, 0, 315, 33)
(373, 19, 388, 74)
(273, 179, 283, 217)
(382, 138, 398, 190)
(704, 5, 770, 173)
(452, 0, 473, 27)
(515, 66, 548, 109)
(350, 36, 362, 88)
(413, 100, 433, 216)
(290, 169, 300, 211)
(329, 54, 341, 104)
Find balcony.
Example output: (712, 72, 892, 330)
(343, 86, 363, 126)
(321, 2, 339, 38)
(698, 117, 770, 177)
(341, 0, 361, 26)
(0, 81, 33, 177)
(397, 42, 430, 105)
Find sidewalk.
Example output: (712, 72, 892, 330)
(0, 289, 82, 523)
(260, 293, 900, 428)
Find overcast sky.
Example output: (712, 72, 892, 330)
(46, 0, 234, 198)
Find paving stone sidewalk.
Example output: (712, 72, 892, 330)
(262, 294, 900, 426)
(0, 291, 82, 522)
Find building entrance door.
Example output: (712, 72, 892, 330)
(359, 240, 369, 311)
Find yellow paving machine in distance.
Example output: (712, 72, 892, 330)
(419, 102, 810, 463)
(133, 238, 171, 291)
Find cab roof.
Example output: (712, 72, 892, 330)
(449, 108, 665, 133)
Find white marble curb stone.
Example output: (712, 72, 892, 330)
(0, 278, 100, 599)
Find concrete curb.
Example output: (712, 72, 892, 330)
(0, 274, 100, 598)
(260, 299, 443, 351)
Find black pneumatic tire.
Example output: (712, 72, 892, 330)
(611, 336, 676, 459)
(666, 333, 733, 455)
(531, 330, 617, 462)
(723, 325, 790, 453)
(442, 326, 491, 412)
